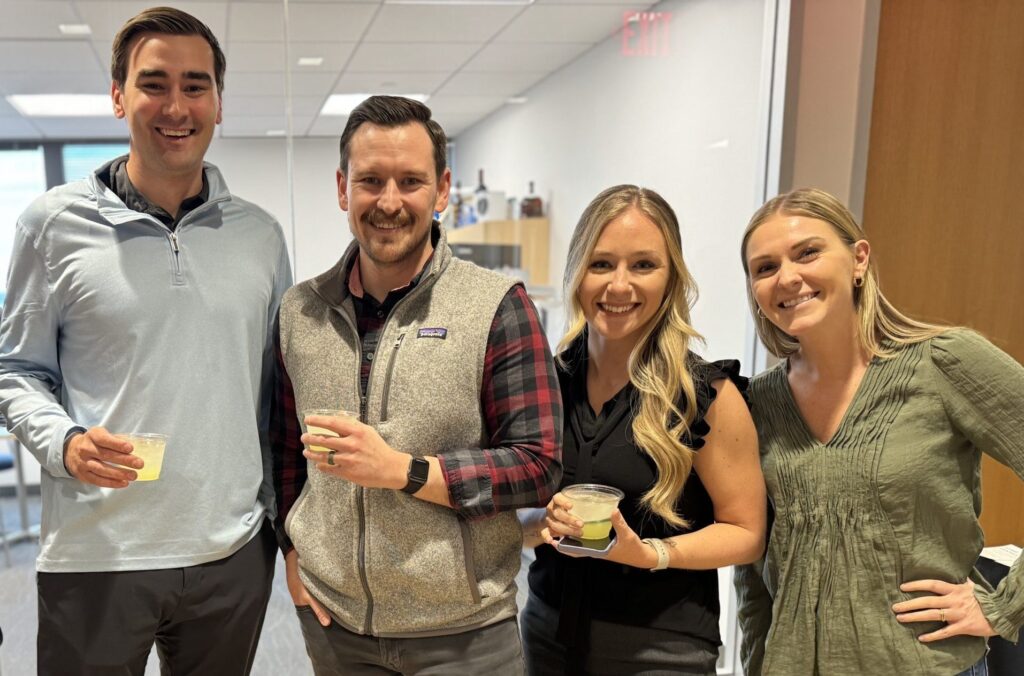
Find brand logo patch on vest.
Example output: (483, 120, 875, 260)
(417, 327, 448, 340)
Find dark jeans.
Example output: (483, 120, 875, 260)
(294, 611, 525, 676)
(37, 521, 276, 676)
(956, 654, 989, 676)
(520, 592, 719, 676)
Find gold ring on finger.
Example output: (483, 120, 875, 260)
(939, 608, 946, 623)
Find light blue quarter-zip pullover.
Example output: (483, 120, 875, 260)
(0, 158, 292, 572)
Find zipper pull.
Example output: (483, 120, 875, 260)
(170, 233, 180, 253)
(394, 334, 405, 349)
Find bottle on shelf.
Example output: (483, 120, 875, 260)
(474, 169, 490, 219)
(520, 180, 544, 218)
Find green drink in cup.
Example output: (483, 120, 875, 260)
(303, 409, 358, 452)
(113, 433, 168, 482)
(562, 484, 625, 540)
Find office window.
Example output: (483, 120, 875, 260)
(62, 143, 129, 182)
(0, 146, 47, 296)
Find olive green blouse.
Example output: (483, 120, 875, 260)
(735, 330, 1024, 675)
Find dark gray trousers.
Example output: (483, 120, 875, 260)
(295, 610, 525, 676)
(37, 521, 276, 676)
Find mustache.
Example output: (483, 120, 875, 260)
(365, 208, 413, 228)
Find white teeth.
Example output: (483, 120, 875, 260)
(600, 304, 636, 314)
(781, 292, 816, 308)
(160, 129, 190, 137)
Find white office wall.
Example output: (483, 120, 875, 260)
(452, 0, 770, 364)
(205, 135, 354, 284)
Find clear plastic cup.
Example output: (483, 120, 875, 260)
(562, 483, 625, 540)
(303, 409, 358, 452)
(113, 433, 168, 482)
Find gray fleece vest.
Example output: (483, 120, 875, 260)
(280, 234, 522, 637)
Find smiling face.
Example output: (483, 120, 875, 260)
(745, 213, 870, 340)
(339, 121, 451, 276)
(112, 33, 221, 185)
(578, 208, 671, 346)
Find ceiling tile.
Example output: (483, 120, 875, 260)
(0, 41, 101, 72)
(219, 114, 315, 137)
(221, 94, 327, 117)
(0, 116, 43, 139)
(332, 71, 449, 95)
(306, 115, 347, 138)
(347, 42, 480, 73)
(0, 70, 110, 96)
(32, 116, 129, 139)
(496, 4, 633, 43)
(363, 5, 521, 44)
(425, 95, 506, 117)
(76, 2, 229, 43)
(226, 41, 357, 73)
(228, 2, 377, 43)
(462, 42, 590, 73)
(433, 70, 546, 98)
(226, 71, 339, 97)
(0, 2, 82, 39)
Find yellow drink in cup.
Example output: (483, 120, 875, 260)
(114, 433, 168, 482)
(303, 409, 358, 452)
(562, 484, 625, 540)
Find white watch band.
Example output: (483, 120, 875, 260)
(641, 537, 670, 571)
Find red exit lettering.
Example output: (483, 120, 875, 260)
(621, 11, 672, 57)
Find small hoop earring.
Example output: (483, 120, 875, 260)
(854, 276, 865, 288)
(756, 307, 766, 319)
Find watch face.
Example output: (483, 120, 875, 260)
(403, 457, 429, 493)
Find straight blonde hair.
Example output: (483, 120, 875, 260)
(559, 185, 702, 529)
(740, 188, 948, 358)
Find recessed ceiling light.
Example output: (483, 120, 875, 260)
(297, 57, 324, 67)
(7, 94, 110, 117)
(320, 93, 429, 117)
(266, 130, 286, 137)
(506, 97, 528, 104)
(59, 24, 92, 36)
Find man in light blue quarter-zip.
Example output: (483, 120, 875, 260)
(0, 7, 291, 675)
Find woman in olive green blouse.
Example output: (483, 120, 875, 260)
(735, 188, 1023, 675)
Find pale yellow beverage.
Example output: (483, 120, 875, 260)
(303, 409, 357, 452)
(562, 484, 625, 540)
(114, 433, 168, 482)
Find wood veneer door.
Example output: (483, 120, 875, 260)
(863, 0, 1024, 546)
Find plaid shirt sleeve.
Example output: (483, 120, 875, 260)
(436, 284, 563, 518)
(270, 328, 306, 553)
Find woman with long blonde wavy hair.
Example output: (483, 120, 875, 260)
(519, 185, 766, 675)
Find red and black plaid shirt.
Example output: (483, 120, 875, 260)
(271, 261, 563, 552)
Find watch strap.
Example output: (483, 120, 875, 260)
(401, 456, 429, 495)
(641, 537, 670, 571)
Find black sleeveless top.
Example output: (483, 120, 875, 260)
(527, 342, 748, 654)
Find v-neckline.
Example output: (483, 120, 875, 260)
(778, 357, 877, 447)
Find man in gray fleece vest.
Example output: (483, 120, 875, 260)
(271, 95, 563, 674)
(0, 8, 289, 674)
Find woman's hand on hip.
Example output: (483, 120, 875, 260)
(892, 578, 997, 642)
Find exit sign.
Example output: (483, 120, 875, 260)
(622, 11, 672, 57)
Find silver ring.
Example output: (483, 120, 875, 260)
(327, 450, 336, 466)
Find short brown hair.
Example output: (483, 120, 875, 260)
(111, 6, 226, 94)
(339, 96, 447, 180)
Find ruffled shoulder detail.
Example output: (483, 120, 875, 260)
(684, 356, 749, 451)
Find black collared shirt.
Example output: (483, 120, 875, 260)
(99, 155, 209, 230)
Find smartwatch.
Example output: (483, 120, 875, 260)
(402, 457, 429, 494)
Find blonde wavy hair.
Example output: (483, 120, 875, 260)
(741, 187, 948, 358)
(558, 185, 703, 529)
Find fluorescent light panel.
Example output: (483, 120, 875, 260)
(320, 93, 429, 117)
(297, 57, 324, 67)
(59, 23, 92, 36)
(7, 94, 110, 117)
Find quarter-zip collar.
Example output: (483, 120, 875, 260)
(88, 156, 230, 229)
